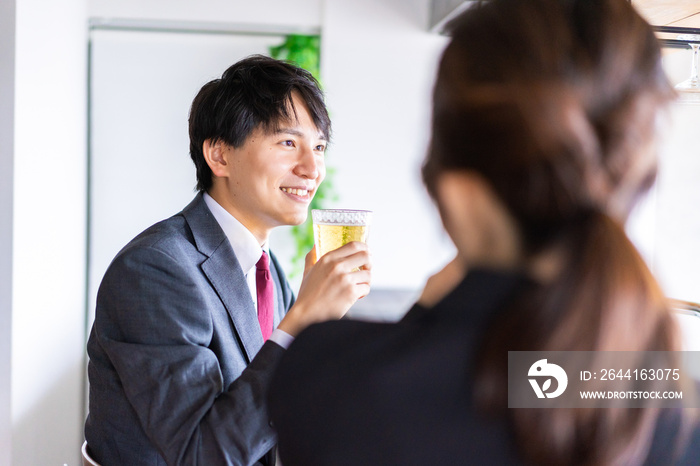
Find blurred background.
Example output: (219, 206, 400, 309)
(1, 0, 699, 464)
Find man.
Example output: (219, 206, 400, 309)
(84, 55, 371, 465)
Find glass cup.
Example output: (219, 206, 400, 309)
(311, 209, 373, 259)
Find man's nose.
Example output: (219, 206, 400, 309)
(294, 146, 321, 179)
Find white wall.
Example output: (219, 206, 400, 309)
(651, 48, 700, 302)
(627, 48, 700, 304)
(319, 0, 453, 289)
(12, 0, 88, 464)
(0, 0, 16, 463)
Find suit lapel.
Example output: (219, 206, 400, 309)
(202, 250, 264, 362)
(182, 194, 264, 363)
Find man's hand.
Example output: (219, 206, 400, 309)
(277, 242, 372, 336)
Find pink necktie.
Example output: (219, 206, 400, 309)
(256, 251, 274, 341)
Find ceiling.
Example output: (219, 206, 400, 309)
(633, 0, 700, 28)
(429, 1, 700, 35)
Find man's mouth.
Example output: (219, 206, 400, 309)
(280, 187, 314, 199)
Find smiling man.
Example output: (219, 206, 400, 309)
(84, 55, 372, 466)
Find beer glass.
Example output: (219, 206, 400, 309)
(311, 209, 372, 259)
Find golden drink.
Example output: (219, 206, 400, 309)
(311, 209, 372, 263)
(314, 224, 369, 258)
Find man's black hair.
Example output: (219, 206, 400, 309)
(188, 54, 331, 192)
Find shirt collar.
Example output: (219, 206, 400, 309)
(203, 192, 267, 274)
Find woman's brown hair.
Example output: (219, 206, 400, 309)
(423, 0, 682, 463)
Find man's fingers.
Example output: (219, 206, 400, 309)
(319, 241, 368, 261)
(342, 250, 372, 272)
(356, 283, 371, 300)
(350, 268, 372, 285)
(306, 247, 317, 266)
(302, 248, 317, 279)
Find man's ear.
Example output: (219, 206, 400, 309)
(202, 139, 230, 178)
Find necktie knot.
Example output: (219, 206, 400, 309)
(256, 251, 270, 279)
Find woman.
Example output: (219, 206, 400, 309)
(268, 0, 698, 464)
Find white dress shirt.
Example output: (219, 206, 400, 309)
(203, 193, 294, 349)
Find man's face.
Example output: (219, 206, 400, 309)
(213, 93, 327, 242)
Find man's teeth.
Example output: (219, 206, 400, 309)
(281, 187, 309, 196)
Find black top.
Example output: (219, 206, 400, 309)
(268, 269, 700, 466)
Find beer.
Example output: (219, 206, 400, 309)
(314, 223, 369, 258)
(311, 209, 373, 260)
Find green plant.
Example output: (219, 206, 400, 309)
(269, 34, 337, 277)
(269, 35, 321, 78)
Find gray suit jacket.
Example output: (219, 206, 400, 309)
(85, 193, 295, 466)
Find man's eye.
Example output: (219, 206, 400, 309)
(282, 140, 294, 147)
(315, 145, 326, 152)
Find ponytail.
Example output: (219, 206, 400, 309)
(475, 211, 680, 465)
